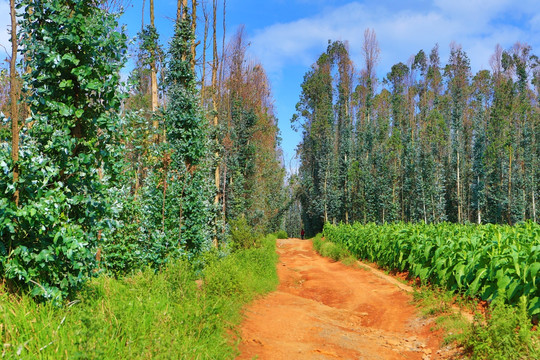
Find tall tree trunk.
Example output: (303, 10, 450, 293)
(10, 0, 19, 207)
(477, 175, 482, 224)
(142, 0, 145, 30)
(422, 183, 427, 224)
(161, 154, 170, 233)
(218, 0, 226, 90)
(533, 188, 537, 223)
(457, 150, 461, 223)
(176, 0, 182, 21)
(222, 163, 227, 230)
(323, 168, 328, 223)
(212, 0, 221, 245)
(150, 0, 159, 136)
(191, 0, 197, 72)
(507, 147, 513, 224)
(201, 1, 209, 107)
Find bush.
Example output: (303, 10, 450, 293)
(312, 233, 352, 262)
(463, 297, 539, 359)
(275, 230, 288, 239)
(229, 216, 259, 251)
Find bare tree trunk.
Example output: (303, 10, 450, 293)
(477, 175, 482, 224)
(323, 168, 328, 223)
(457, 151, 461, 223)
(180, 0, 183, 22)
(431, 193, 435, 222)
(422, 184, 427, 224)
(161, 154, 170, 233)
(533, 189, 537, 223)
(508, 148, 513, 224)
(150, 0, 159, 139)
(10, 0, 19, 208)
(222, 163, 227, 231)
(201, 1, 209, 107)
(218, 0, 226, 91)
(142, 0, 146, 30)
(191, 0, 197, 72)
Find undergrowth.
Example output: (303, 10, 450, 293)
(463, 297, 539, 360)
(413, 283, 539, 359)
(0, 234, 279, 359)
(312, 233, 356, 265)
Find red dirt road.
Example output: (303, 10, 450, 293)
(237, 238, 452, 360)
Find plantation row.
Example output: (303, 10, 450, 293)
(323, 222, 540, 316)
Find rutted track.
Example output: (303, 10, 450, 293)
(237, 238, 454, 360)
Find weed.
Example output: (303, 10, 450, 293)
(463, 297, 539, 360)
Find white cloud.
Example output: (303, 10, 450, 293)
(249, 0, 540, 80)
(0, 0, 10, 66)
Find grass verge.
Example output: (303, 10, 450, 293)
(0, 234, 279, 359)
(312, 233, 356, 266)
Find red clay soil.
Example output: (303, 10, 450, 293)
(237, 238, 456, 360)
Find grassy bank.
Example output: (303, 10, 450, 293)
(0, 235, 279, 359)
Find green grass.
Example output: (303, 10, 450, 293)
(0, 235, 279, 359)
(312, 233, 356, 265)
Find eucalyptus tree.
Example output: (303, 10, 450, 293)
(164, 4, 214, 254)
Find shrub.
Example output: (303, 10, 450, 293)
(229, 216, 259, 251)
(312, 234, 350, 262)
(464, 297, 539, 359)
(275, 230, 288, 239)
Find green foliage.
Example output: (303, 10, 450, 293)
(229, 216, 260, 251)
(138, 25, 163, 68)
(274, 230, 288, 239)
(324, 222, 540, 316)
(312, 233, 352, 262)
(412, 283, 539, 358)
(293, 41, 351, 236)
(163, 7, 214, 254)
(294, 40, 539, 229)
(0, 234, 278, 359)
(166, 10, 207, 166)
(464, 298, 539, 359)
(0, 0, 126, 302)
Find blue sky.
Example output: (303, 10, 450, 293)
(2, 0, 540, 171)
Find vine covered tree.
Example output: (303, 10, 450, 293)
(0, 0, 127, 301)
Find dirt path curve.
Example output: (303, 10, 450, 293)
(237, 238, 450, 360)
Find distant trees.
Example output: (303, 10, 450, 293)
(294, 34, 540, 235)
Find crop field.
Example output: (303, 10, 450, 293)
(324, 222, 540, 316)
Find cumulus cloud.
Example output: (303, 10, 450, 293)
(249, 0, 540, 79)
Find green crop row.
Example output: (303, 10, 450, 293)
(323, 222, 540, 316)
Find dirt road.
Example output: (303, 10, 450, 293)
(238, 238, 452, 360)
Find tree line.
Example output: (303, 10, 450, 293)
(0, 0, 285, 302)
(294, 31, 539, 236)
